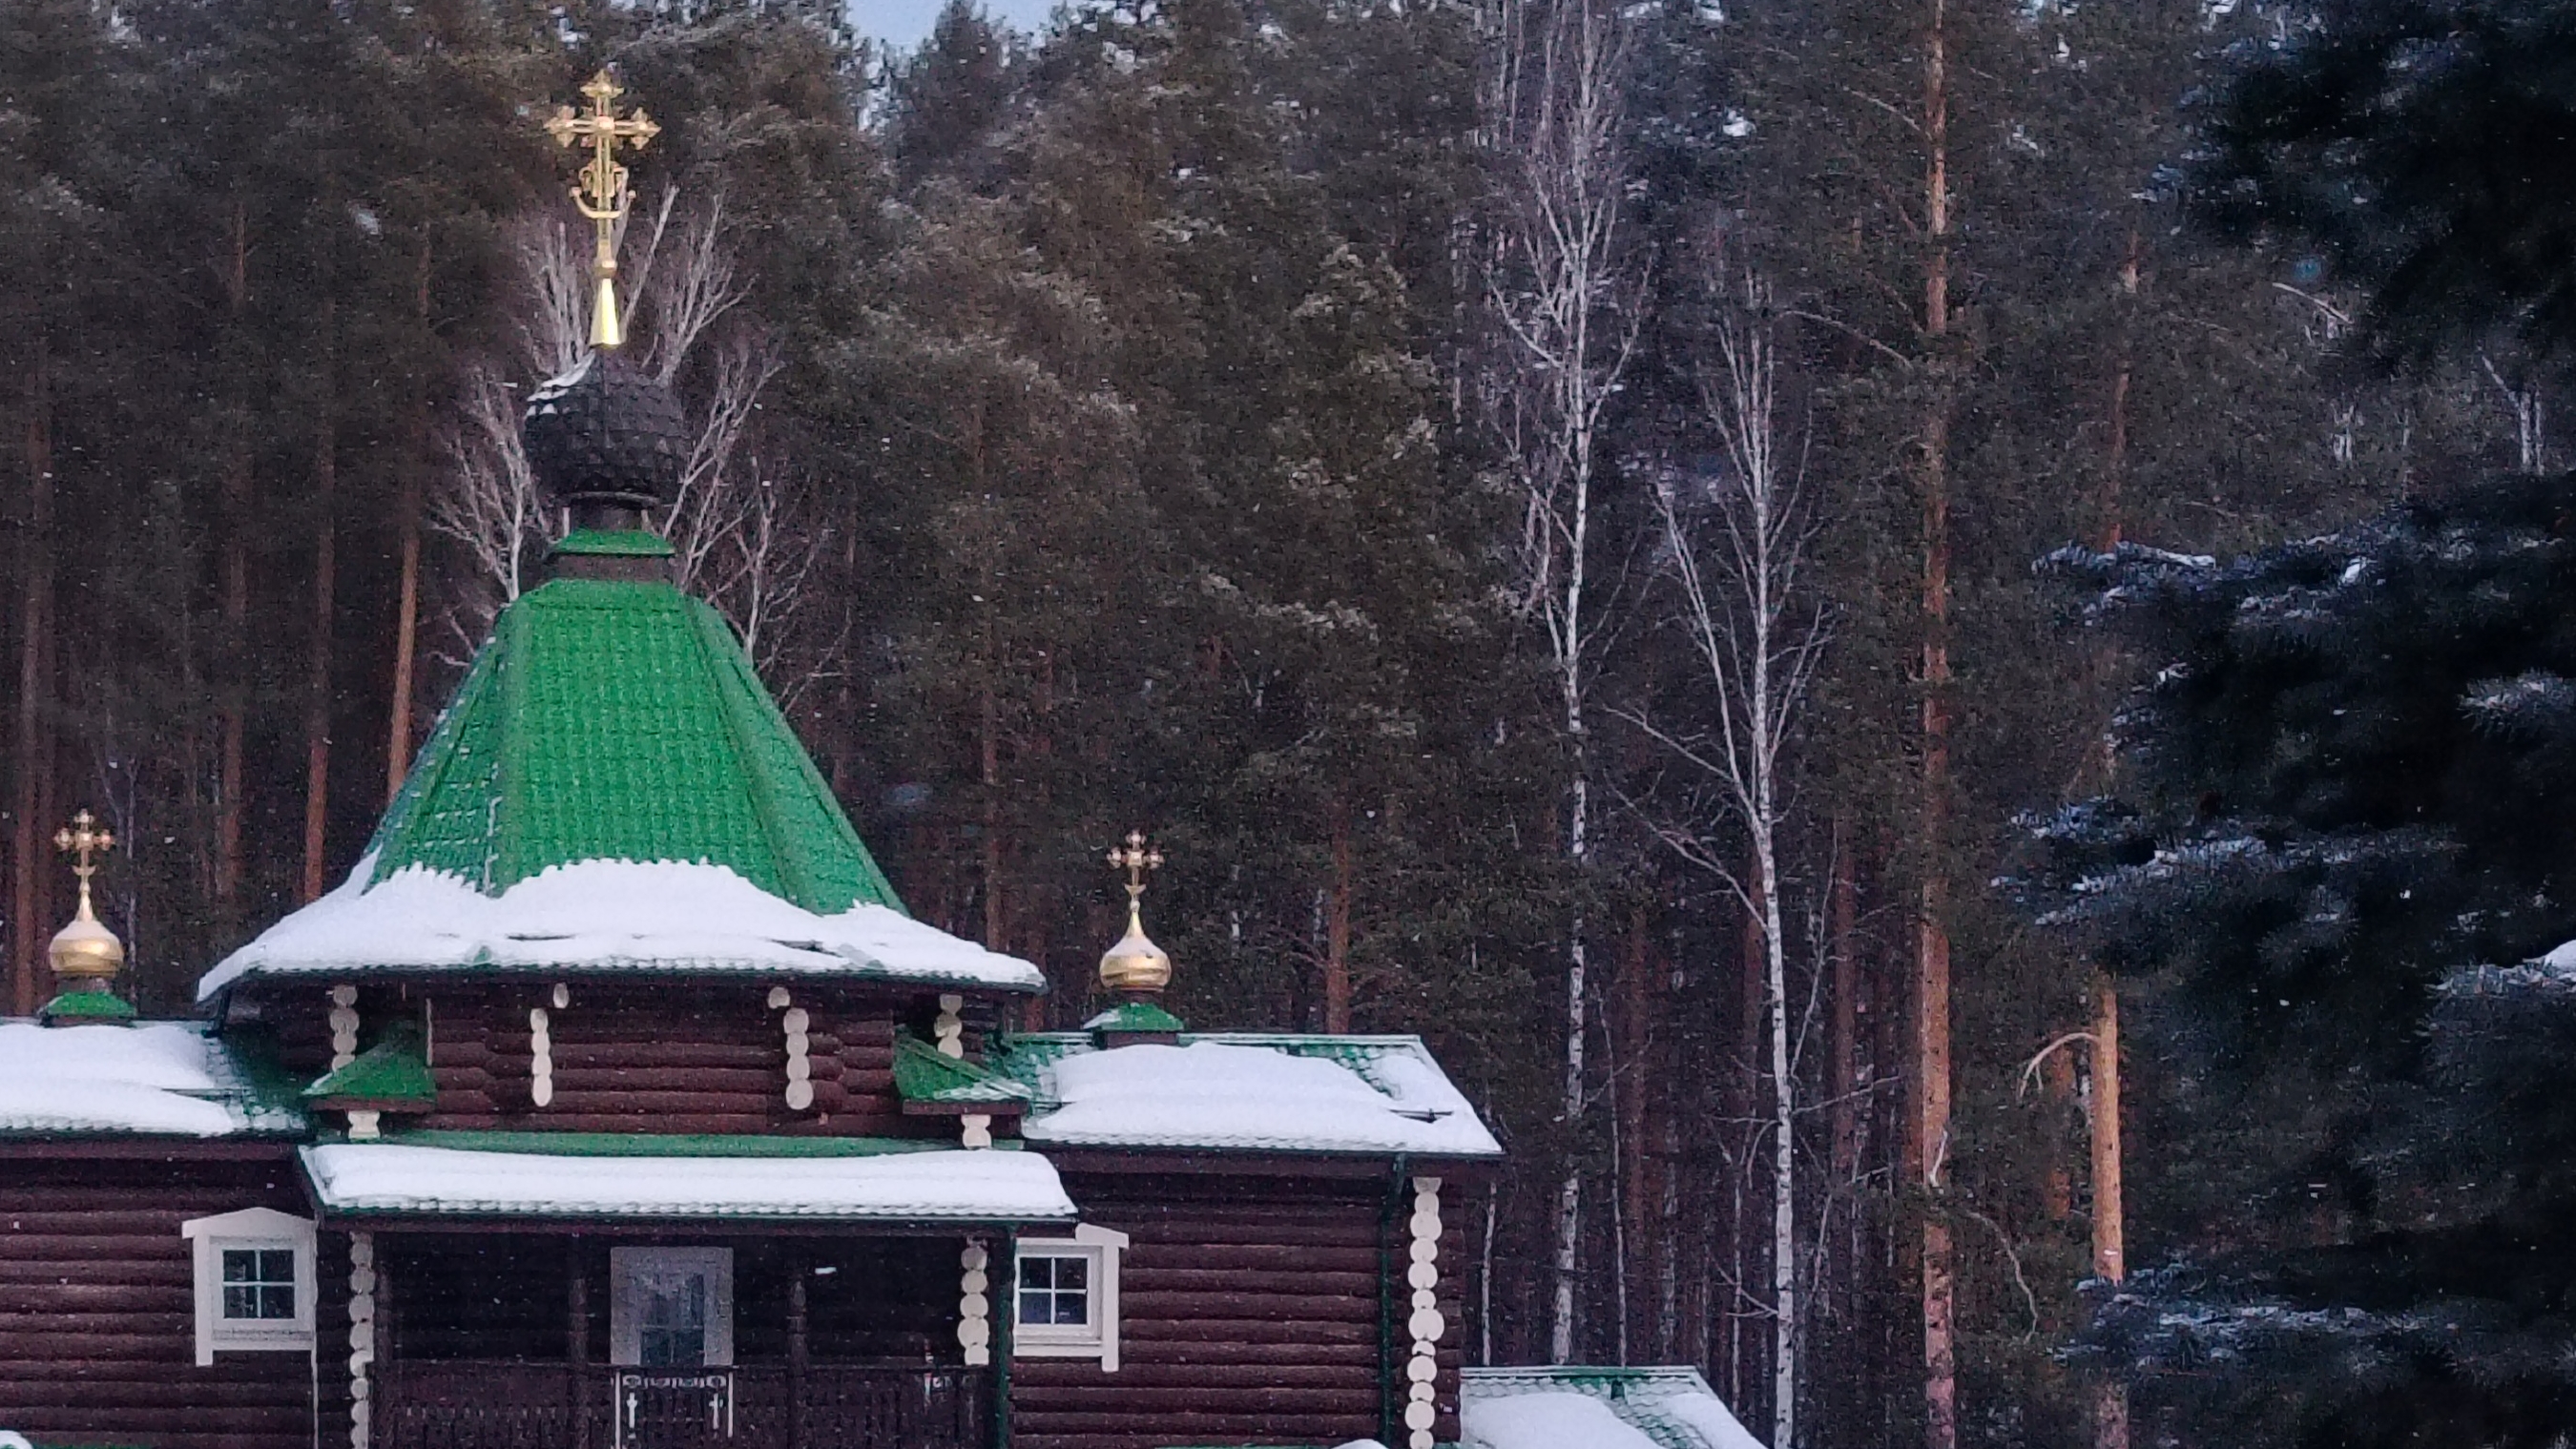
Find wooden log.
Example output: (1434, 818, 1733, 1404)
(1115, 1243, 1381, 1273)
(546, 1067, 791, 1093)
(1009, 1406, 1379, 1434)
(0, 1330, 198, 1357)
(1115, 1290, 1378, 1319)
(1119, 1316, 1375, 1346)
(0, 1406, 308, 1432)
(1083, 1220, 1381, 1249)
(0, 1258, 190, 1286)
(0, 1379, 308, 1410)
(1121, 1267, 1378, 1295)
(0, 1308, 191, 1335)
(0, 1210, 203, 1234)
(1108, 1339, 1376, 1368)
(1011, 1362, 1367, 1390)
(545, 1043, 785, 1069)
(1009, 1383, 1381, 1412)
(0, 1235, 197, 1261)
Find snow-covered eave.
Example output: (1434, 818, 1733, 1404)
(198, 858, 1049, 1003)
(1022, 1132, 1506, 1162)
(205, 954, 1049, 996)
(299, 1141, 1079, 1225)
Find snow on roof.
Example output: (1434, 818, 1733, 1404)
(1462, 1367, 1762, 1449)
(1463, 1393, 1663, 1449)
(301, 1141, 1078, 1222)
(200, 857, 1045, 1001)
(1014, 1037, 1503, 1157)
(0, 1021, 296, 1138)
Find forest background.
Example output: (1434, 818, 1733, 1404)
(0, 0, 2536, 1445)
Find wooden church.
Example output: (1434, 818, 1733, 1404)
(0, 73, 1500, 1449)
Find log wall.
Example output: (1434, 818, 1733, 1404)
(240, 981, 999, 1138)
(0, 1154, 317, 1449)
(1013, 1171, 1468, 1449)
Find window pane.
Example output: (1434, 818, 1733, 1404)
(638, 1272, 707, 1364)
(219, 1248, 296, 1320)
(1056, 1257, 1088, 1292)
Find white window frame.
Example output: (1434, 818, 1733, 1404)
(608, 1246, 736, 1367)
(1013, 1223, 1129, 1371)
(179, 1207, 318, 1366)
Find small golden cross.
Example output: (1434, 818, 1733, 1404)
(543, 69, 659, 347)
(1106, 831, 1163, 901)
(54, 811, 114, 902)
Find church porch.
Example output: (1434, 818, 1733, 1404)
(363, 1230, 1008, 1449)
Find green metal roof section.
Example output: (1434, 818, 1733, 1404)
(376, 1128, 1025, 1157)
(37, 988, 136, 1024)
(1080, 1001, 1187, 1035)
(1459, 1366, 1754, 1449)
(893, 1034, 1035, 1110)
(368, 576, 903, 914)
(552, 528, 675, 557)
(303, 1022, 436, 1108)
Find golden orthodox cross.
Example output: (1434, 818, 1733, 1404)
(544, 70, 659, 348)
(53, 811, 114, 904)
(1107, 831, 1163, 902)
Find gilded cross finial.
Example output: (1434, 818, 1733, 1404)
(53, 810, 114, 894)
(543, 69, 659, 349)
(1107, 831, 1163, 903)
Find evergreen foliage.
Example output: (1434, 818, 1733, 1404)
(2196, 0, 2576, 364)
(2021, 471, 2576, 1446)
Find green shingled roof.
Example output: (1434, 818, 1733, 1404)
(893, 1034, 1035, 1111)
(304, 1022, 436, 1110)
(369, 575, 902, 912)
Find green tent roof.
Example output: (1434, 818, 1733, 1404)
(369, 572, 902, 913)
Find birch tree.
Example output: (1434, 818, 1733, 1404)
(1478, 0, 1644, 1363)
(429, 193, 818, 672)
(1630, 276, 1827, 1448)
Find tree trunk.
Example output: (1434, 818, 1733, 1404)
(217, 198, 251, 910)
(1325, 800, 1353, 1032)
(2088, 227, 2140, 1449)
(1917, 4, 1959, 1447)
(11, 340, 53, 1016)
(2090, 976, 2128, 1449)
(1829, 838, 1860, 1183)
(1619, 903, 1652, 1364)
(386, 243, 431, 804)
(301, 300, 338, 904)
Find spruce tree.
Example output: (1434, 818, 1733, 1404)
(2019, 472, 2576, 1448)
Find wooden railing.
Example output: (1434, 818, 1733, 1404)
(376, 1361, 989, 1449)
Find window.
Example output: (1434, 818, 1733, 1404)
(1019, 1252, 1090, 1328)
(180, 1208, 317, 1366)
(221, 1248, 299, 1321)
(610, 1247, 734, 1367)
(1013, 1223, 1128, 1371)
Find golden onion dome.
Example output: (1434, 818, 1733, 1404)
(48, 810, 123, 986)
(49, 900, 124, 983)
(1099, 830, 1172, 996)
(1098, 901, 1173, 996)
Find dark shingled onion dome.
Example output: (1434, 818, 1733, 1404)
(523, 350, 687, 529)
